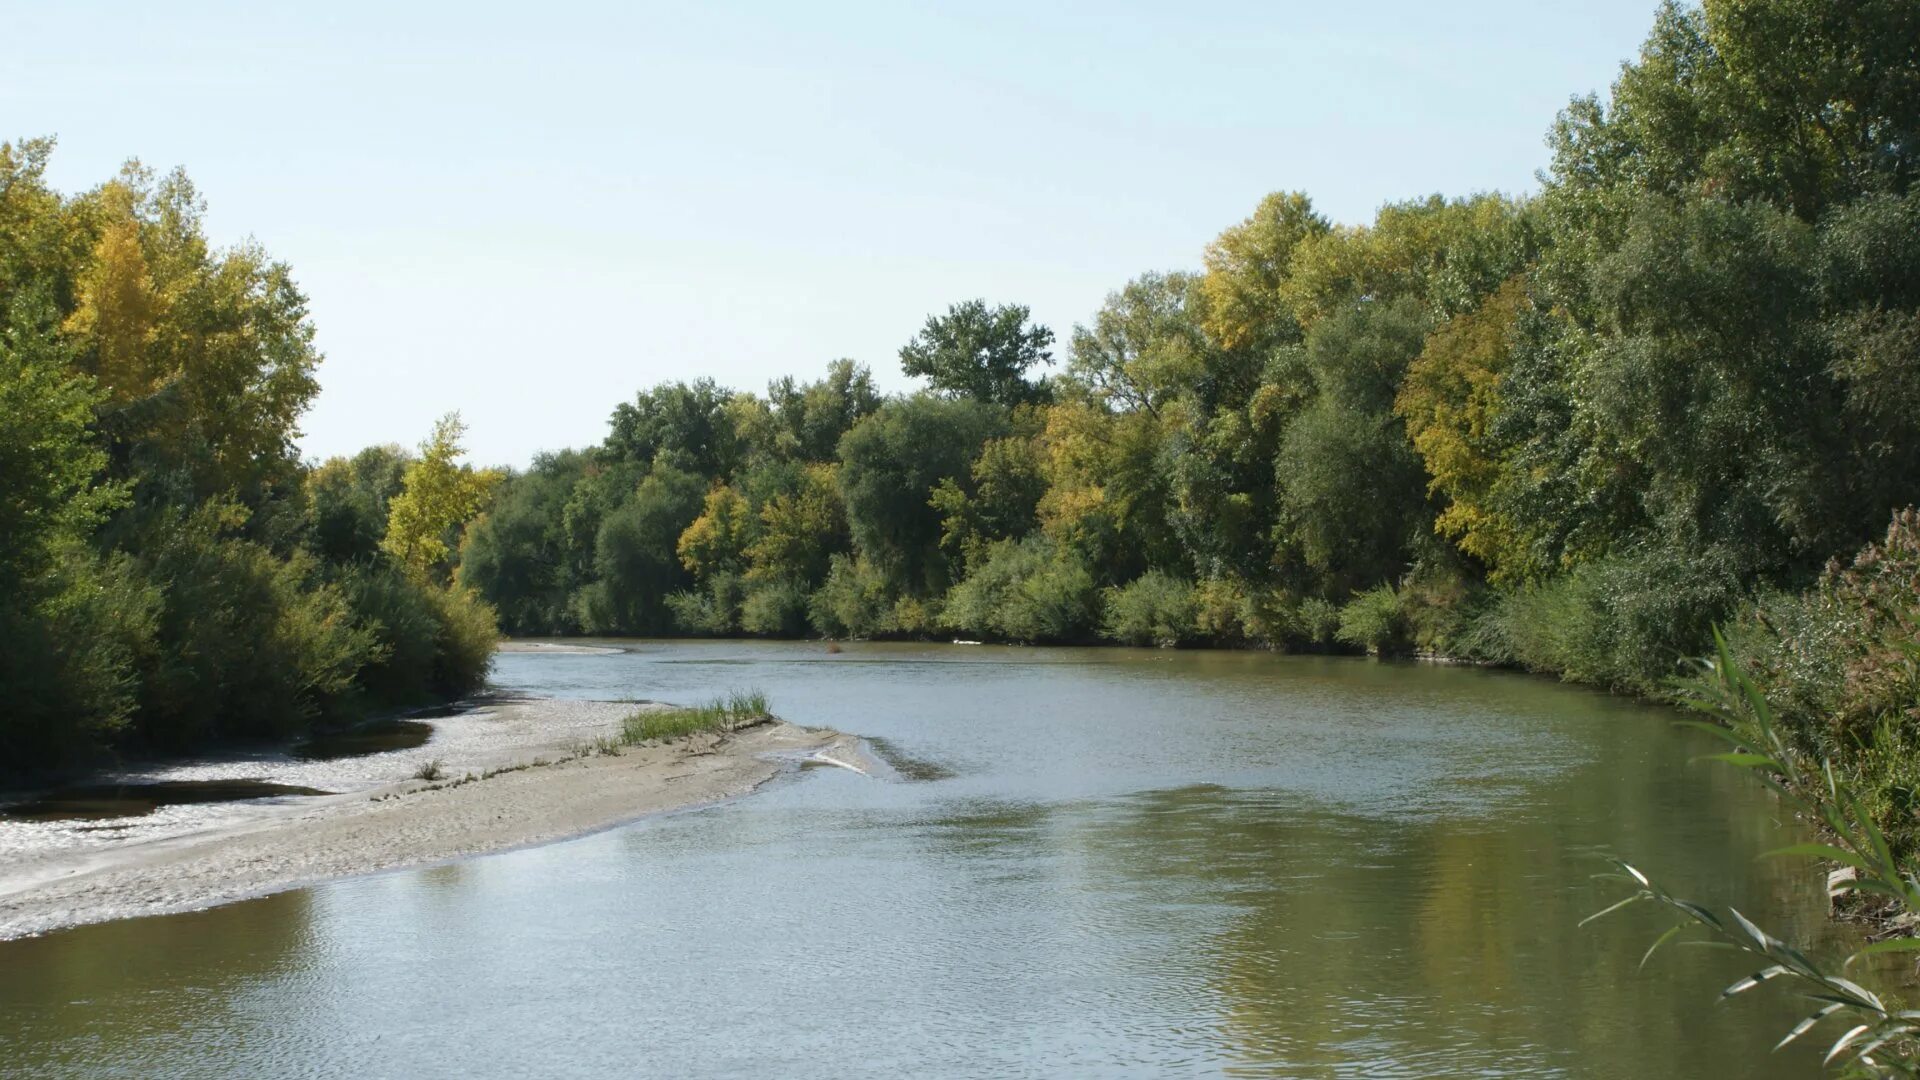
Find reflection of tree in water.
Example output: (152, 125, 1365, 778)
(924, 742, 1845, 1078)
(1163, 732, 1844, 1079)
(0, 889, 314, 1070)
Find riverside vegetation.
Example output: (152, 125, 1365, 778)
(2, 0, 1918, 1065)
(455, 2, 1920, 848)
(0, 146, 500, 777)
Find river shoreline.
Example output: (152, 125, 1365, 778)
(0, 696, 860, 941)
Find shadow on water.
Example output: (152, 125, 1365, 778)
(0, 780, 333, 823)
(861, 735, 958, 781)
(291, 718, 436, 760)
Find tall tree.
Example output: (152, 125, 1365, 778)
(383, 414, 501, 583)
(898, 299, 1055, 406)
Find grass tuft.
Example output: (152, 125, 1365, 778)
(619, 688, 772, 744)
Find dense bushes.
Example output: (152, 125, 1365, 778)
(1102, 572, 1199, 647)
(0, 142, 499, 777)
(1717, 511, 1920, 851)
(940, 538, 1098, 643)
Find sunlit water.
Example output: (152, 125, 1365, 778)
(0, 641, 1857, 1077)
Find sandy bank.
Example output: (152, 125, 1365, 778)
(0, 698, 862, 940)
(495, 640, 626, 655)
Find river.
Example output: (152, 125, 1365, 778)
(0, 641, 1851, 1077)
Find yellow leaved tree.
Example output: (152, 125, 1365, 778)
(383, 413, 502, 583)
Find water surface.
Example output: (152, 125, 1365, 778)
(0, 641, 1854, 1077)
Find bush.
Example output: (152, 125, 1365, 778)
(808, 554, 894, 638)
(1465, 547, 1741, 694)
(134, 505, 378, 747)
(942, 538, 1099, 643)
(1102, 571, 1198, 647)
(422, 581, 499, 697)
(1334, 584, 1411, 655)
(1192, 578, 1251, 645)
(0, 548, 156, 774)
(1721, 508, 1920, 853)
(666, 573, 743, 636)
(740, 578, 812, 637)
(337, 564, 497, 708)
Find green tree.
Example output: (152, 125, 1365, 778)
(383, 414, 501, 583)
(605, 378, 741, 476)
(306, 444, 410, 564)
(837, 395, 1006, 594)
(899, 299, 1055, 406)
(765, 359, 883, 461)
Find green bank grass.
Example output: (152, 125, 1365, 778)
(620, 688, 771, 744)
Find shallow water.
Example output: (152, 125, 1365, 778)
(0, 641, 1861, 1077)
(0, 779, 332, 823)
(290, 718, 436, 761)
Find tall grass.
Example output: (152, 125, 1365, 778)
(619, 688, 771, 743)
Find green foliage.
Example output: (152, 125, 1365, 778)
(306, 444, 409, 564)
(808, 553, 896, 639)
(0, 548, 155, 773)
(0, 139, 508, 776)
(940, 537, 1098, 643)
(620, 688, 771, 743)
(763, 359, 882, 462)
(133, 503, 378, 746)
(1068, 271, 1210, 416)
(836, 395, 1006, 593)
(573, 463, 706, 634)
(898, 299, 1055, 406)
(739, 578, 813, 637)
(456, 451, 588, 634)
(1722, 510, 1920, 851)
(383, 414, 501, 583)
(1334, 585, 1411, 657)
(605, 378, 741, 476)
(1101, 571, 1199, 647)
(666, 572, 744, 636)
(336, 563, 498, 708)
(931, 435, 1046, 571)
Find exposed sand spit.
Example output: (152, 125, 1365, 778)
(0, 698, 859, 940)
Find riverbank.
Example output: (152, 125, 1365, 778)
(0, 696, 861, 940)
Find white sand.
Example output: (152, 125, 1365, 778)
(0, 698, 862, 940)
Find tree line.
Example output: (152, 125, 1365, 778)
(0, 145, 498, 775)
(3, 0, 1915, 800)
(456, 0, 1920, 850)
(466, 1, 1918, 671)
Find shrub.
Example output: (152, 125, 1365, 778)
(1290, 597, 1343, 646)
(423, 581, 499, 697)
(1102, 571, 1198, 647)
(942, 538, 1098, 643)
(339, 564, 497, 708)
(1466, 547, 1741, 694)
(1192, 578, 1250, 645)
(1334, 584, 1411, 655)
(134, 506, 378, 747)
(808, 554, 893, 638)
(666, 573, 743, 636)
(0, 548, 156, 774)
(740, 578, 812, 637)
(1721, 508, 1920, 852)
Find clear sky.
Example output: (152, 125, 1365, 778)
(5, 1, 1657, 469)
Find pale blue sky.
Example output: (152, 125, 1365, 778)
(5, 1, 1656, 467)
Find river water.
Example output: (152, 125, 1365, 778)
(0, 641, 1855, 1077)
